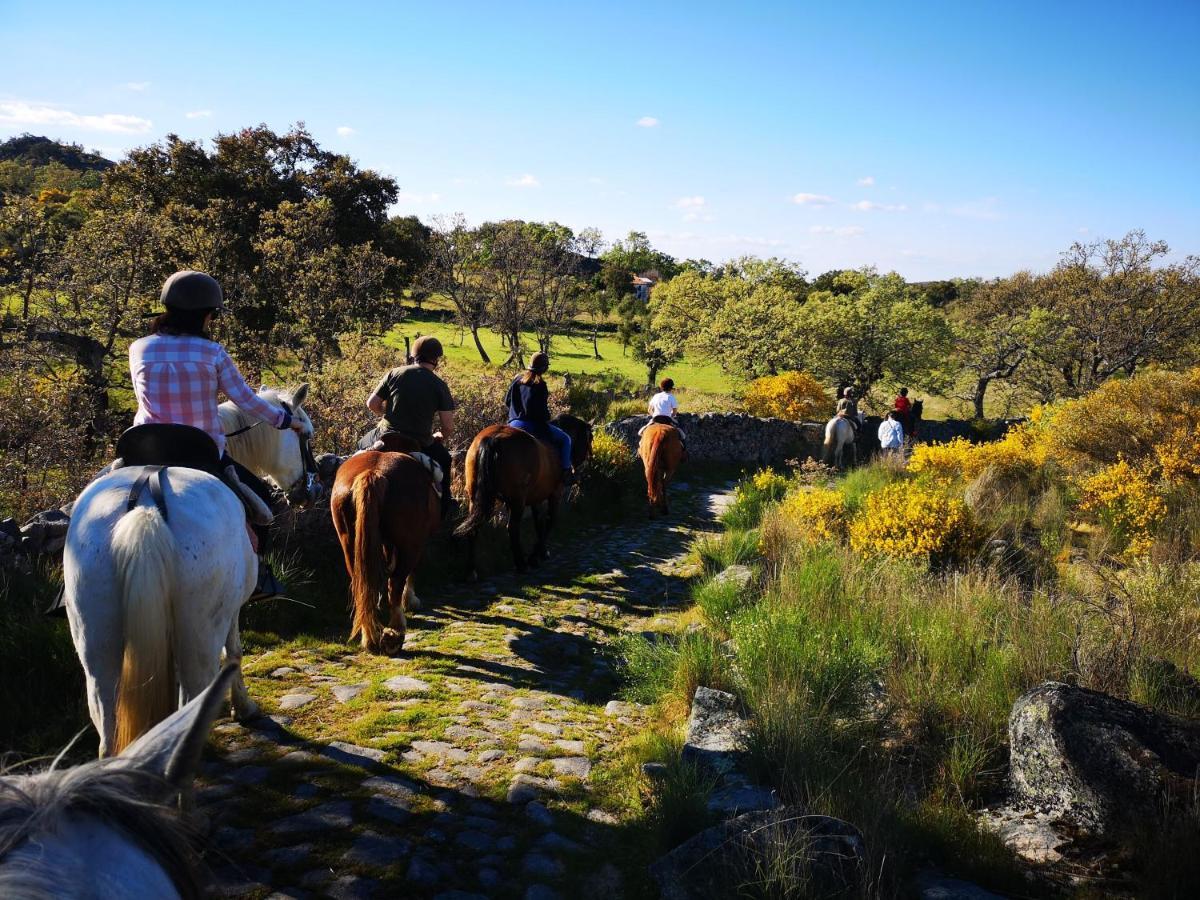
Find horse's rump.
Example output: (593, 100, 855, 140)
(639, 423, 682, 511)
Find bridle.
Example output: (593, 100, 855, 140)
(223, 402, 322, 505)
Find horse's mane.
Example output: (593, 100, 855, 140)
(219, 387, 287, 478)
(0, 759, 202, 898)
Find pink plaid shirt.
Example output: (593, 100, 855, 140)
(129, 334, 287, 456)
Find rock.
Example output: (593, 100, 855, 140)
(455, 830, 493, 852)
(279, 693, 318, 710)
(319, 741, 387, 768)
(554, 739, 586, 755)
(604, 700, 636, 717)
(361, 774, 420, 800)
(478, 748, 505, 762)
(271, 667, 297, 678)
(1008, 681, 1200, 832)
(366, 795, 412, 825)
(536, 832, 583, 854)
(230, 765, 271, 785)
(682, 686, 748, 775)
(478, 868, 502, 889)
(331, 683, 367, 704)
(650, 807, 866, 900)
(641, 762, 668, 781)
(522, 852, 565, 879)
(406, 740, 469, 763)
(342, 831, 411, 868)
(518, 735, 550, 755)
(507, 773, 559, 803)
(706, 775, 778, 816)
(263, 843, 314, 868)
(549, 756, 592, 780)
(914, 871, 1008, 899)
(271, 801, 355, 835)
(711, 564, 753, 592)
(586, 808, 619, 825)
(327, 877, 378, 900)
(405, 855, 445, 888)
(514, 756, 541, 773)
(976, 806, 1069, 865)
(383, 675, 431, 694)
(605, 413, 823, 467)
(525, 800, 554, 827)
(513, 696, 547, 710)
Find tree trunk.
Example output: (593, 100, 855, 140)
(591, 328, 601, 360)
(972, 376, 990, 420)
(22, 272, 34, 320)
(470, 325, 491, 364)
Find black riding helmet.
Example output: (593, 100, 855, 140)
(161, 270, 225, 312)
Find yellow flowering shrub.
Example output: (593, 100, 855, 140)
(750, 467, 791, 499)
(848, 482, 976, 562)
(778, 487, 848, 543)
(908, 421, 1050, 482)
(1078, 459, 1167, 557)
(743, 371, 830, 422)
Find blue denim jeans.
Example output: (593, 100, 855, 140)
(509, 419, 573, 470)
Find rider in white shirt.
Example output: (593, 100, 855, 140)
(639, 377, 686, 443)
(877, 410, 905, 457)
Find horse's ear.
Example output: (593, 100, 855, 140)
(291, 382, 309, 408)
(116, 664, 238, 789)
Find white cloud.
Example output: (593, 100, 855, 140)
(185, 109, 213, 119)
(675, 196, 705, 208)
(336, 125, 356, 137)
(505, 173, 540, 188)
(0, 100, 152, 134)
(636, 116, 659, 128)
(851, 200, 907, 212)
(674, 195, 710, 221)
(396, 190, 442, 205)
(857, 176, 875, 186)
(123, 81, 151, 92)
(809, 225, 865, 237)
(791, 192, 835, 206)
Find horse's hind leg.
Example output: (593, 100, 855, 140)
(528, 503, 549, 567)
(223, 617, 259, 721)
(508, 501, 528, 572)
(379, 568, 408, 656)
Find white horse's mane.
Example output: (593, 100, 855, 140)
(219, 386, 311, 484)
(0, 759, 200, 898)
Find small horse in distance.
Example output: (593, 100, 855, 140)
(639, 423, 684, 517)
(823, 416, 859, 469)
(0, 665, 239, 899)
(63, 385, 317, 756)
(457, 414, 593, 577)
(330, 439, 441, 655)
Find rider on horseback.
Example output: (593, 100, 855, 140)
(504, 352, 576, 485)
(836, 386, 862, 433)
(638, 377, 687, 448)
(131, 271, 306, 601)
(362, 335, 456, 516)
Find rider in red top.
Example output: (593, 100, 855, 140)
(894, 387, 913, 434)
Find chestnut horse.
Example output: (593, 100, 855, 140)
(330, 449, 440, 655)
(456, 414, 592, 576)
(639, 423, 684, 517)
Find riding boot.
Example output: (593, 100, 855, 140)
(248, 557, 287, 603)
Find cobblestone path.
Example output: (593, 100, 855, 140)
(200, 480, 732, 899)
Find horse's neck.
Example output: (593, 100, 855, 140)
(221, 405, 282, 481)
(1, 814, 181, 899)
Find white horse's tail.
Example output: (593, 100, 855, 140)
(112, 505, 178, 754)
(824, 418, 837, 448)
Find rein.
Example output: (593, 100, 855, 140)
(223, 401, 320, 499)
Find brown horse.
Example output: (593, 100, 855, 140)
(639, 423, 684, 517)
(456, 413, 592, 576)
(330, 450, 440, 655)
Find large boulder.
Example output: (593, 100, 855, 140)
(682, 686, 749, 775)
(650, 806, 865, 900)
(1008, 681, 1200, 833)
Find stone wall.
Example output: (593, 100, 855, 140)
(606, 412, 1012, 466)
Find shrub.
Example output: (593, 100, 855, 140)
(608, 397, 648, 420)
(742, 371, 830, 422)
(848, 482, 977, 563)
(584, 429, 640, 489)
(1078, 460, 1167, 558)
(694, 573, 753, 631)
(724, 467, 791, 530)
(779, 488, 848, 543)
(908, 422, 1046, 484)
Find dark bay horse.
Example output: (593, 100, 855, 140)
(639, 423, 684, 517)
(330, 449, 440, 655)
(456, 414, 592, 575)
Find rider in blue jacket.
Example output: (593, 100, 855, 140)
(504, 352, 576, 484)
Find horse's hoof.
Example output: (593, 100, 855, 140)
(234, 701, 260, 723)
(380, 627, 405, 656)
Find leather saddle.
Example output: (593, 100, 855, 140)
(116, 423, 221, 472)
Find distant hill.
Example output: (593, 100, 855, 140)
(0, 134, 114, 172)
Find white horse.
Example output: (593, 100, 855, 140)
(823, 416, 858, 469)
(219, 383, 319, 507)
(63, 385, 315, 757)
(0, 666, 236, 898)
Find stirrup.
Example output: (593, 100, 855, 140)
(248, 561, 287, 603)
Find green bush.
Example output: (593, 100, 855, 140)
(694, 574, 753, 632)
(608, 397, 649, 420)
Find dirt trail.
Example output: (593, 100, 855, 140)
(201, 479, 733, 899)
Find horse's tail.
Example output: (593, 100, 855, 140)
(349, 468, 387, 648)
(644, 429, 668, 509)
(823, 418, 836, 449)
(456, 433, 500, 538)
(112, 505, 178, 754)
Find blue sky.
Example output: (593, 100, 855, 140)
(3, 0, 1197, 279)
